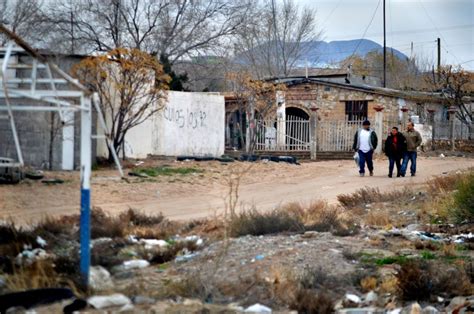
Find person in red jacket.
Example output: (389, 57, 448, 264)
(384, 127, 407, 178)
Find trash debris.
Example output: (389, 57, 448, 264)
(255, 254, 265, 261)
(36, 236, 47, 247)
(128, 171, 149, 178)
(0, 288, 75, 313)
(439, 154, 445, 158)
(88, 294, 131, 309)
(41, 178, 64, 185)
(175, 252, 199, 263)
(135, 161, 144, 166)
(122, 259, 150, 270)
(244, 303, 272, 313)
(131, 296, 156, 305)
(90, 266, 113, 291)
(15, 248, 51, 266)
(345, 293, 361, 304)
(139, 239, 168, 249)
(25, 170, 44, 180)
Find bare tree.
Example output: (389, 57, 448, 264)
(234, 0, 321, 79)
(426, 66, 473, 136)
(45, 0, 250, 63)
(72, 48, 170, 161)
(0, 0, 48, 46)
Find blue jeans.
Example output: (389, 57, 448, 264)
(358, 150, 374, 174)
(401, 151, 417, 175)
(388, 156, 402, 176)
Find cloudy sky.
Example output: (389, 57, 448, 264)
(298, 0, 474, 70)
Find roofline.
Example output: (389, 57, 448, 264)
(272, 77, 444, 103)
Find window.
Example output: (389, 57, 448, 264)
(324, 86, 331, 91)
(345, 100, 368, 121)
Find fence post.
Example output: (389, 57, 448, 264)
(310, 107, 319, 160)
(427, 109, 436, 150)
(448, 106, 457, 151)
(374, 105, 384, 154)
(276, 91, 286, 150)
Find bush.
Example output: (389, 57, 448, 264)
(337, 187, 413, 208)
(230, 208, 304, 237)
(450, 172, 474, 223)
(119, 208, 164, 226)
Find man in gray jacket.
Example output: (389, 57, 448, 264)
(353, 120, 378, 177)
(400, 121, 422, 177)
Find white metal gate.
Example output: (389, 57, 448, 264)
(317, 119, 363, 151)
(255, 115, 310, 151)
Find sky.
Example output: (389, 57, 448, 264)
(298, 0, 474, 70)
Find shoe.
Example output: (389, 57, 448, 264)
(397, 173, 401, 177)
(370, 171, 373, 176)
(360, 173, 365, 177)
(388, 174, 392, 178)
(411, 173, 415, 177)
(401, 173, 405, 177)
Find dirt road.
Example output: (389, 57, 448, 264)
(1, 156, 473, 224)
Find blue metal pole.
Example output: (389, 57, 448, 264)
(80, 96, 92, 286)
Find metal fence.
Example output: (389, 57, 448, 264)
(433, 120, 473, 140)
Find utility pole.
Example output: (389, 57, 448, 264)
(383, 0, 386, 88)
(437, 37, 441, 81)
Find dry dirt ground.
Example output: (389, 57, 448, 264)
(1, 156, 473, 225)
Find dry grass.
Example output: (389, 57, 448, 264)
(337, 187, 414, 209)
(379, 276, 399, 295)
(119, 208, 165, 226)
(441, 243, 457, 258)
(360, 276, 378, 292)
(4, 260, 80, 294)
(426, 173, 463, 195)
(229, 207, 304, 237)
(364, 210, 392, 227)
(290, 290, 334, 314)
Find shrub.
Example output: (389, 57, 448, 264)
(90, 208, 125, 239)
(397, 260, 431, 301)
(230, 208, 304, 237)
(450, 172, 474, 223)
(337, 187, 413, 208)
(290, 289, 334, 314)
(119, 208, 164, 226)
(360, 276, 377, 292)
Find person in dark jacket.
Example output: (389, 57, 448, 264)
(352, 120, 378, 177)
(384, 127, 407, 178)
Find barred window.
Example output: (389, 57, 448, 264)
(345, 100, 368, 121)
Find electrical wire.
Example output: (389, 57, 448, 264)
(346, 0, 382, 61)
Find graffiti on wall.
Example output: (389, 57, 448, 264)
(163, 106, 207, 129)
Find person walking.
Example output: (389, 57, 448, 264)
(400, 121, 422, 177)
(352, 120, 378, 177)
(384, 127, 407, 178)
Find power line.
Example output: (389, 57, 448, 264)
(347, 0, 382, 61)
(320, 0, 343, 28)
(417, 0, 462, 64)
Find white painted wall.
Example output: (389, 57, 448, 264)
(98, 91, 225, 159)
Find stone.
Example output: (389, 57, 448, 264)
(301, 231, 318, 238)
(364, 291, 378, 303)
(132, 296, 156, 305)
(90, 266, 113, 291)
(183, 299, 203, 306)
(122, 259, 150, 270)
(336, 307, 384, 314)
(421, 306, 439, 314)
(88, 294, 131, 309)
(447, 296, 467, 311)
(244, 303, 272, 313)
(406, 302, 422, 314)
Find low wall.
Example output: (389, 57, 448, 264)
(99, 91, 225, 159)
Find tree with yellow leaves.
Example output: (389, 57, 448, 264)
(226, 71, 286, 153)
(72, 48, 170, 161)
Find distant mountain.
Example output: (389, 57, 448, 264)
(297, 39, 409, 67)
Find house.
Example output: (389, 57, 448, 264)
(225, 75, 447, 155)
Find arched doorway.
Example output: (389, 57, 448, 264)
(285, 107, 310, 150)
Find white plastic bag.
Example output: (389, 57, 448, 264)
(353, 152, 359, 166)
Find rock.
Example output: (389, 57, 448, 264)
(301, 231, 318, 238)
(175, 252, 199, 263)
(132, 296, 156, 305)
(139, 239, 168, 249)
(337, 307, 383, 314)
(405, 302, 422, 314)
(364, 291, 378, 303)
(183, 299, 203, 306)
(447, 296, 467, 310)
(422, 306, 439, 314)
(90, 266, 113, 291)
(436, 296, 444, 303)
(88, 294, 131, 309)
(439, 154, 445, 158)
(122, 259, 150, 270)
(245, 303, 272, 313)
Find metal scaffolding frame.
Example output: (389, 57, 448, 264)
(0, 24, 123, 285)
